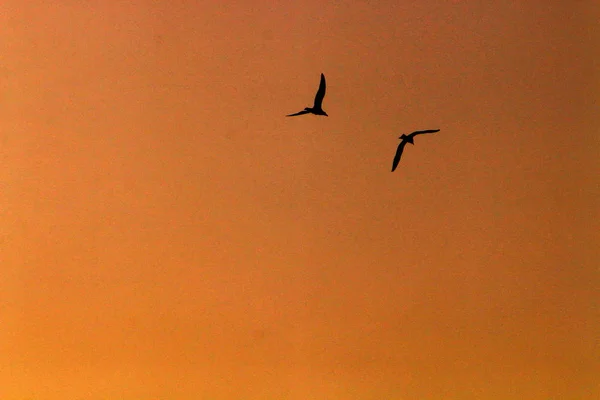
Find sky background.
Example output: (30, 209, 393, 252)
(1, 1, 599, 399)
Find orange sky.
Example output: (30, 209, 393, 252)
(1, 1, 599, 399)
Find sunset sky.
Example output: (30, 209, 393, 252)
(1, 1, 599, 399)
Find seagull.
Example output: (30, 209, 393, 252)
(286, 73, 328, 117)
(391, 129, 440, 172)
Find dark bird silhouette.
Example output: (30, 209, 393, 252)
(287, 73, 328, 117)
(391, 129, 440, 172)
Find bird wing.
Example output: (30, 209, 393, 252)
(391, 141, 407, 172)
(313, 73, 326, 109)
(286, 110, 310, 117)
(409, 129, 440, 138)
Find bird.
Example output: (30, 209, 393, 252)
(286, 73, 328, 117)
(391, 129, 440, 172)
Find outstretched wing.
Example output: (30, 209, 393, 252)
(391, 141, 407, 172)
(409, 129, 440, 138)
(286, 110, 310, 117)
(313, 73, 326, 109)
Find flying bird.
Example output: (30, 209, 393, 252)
(286, 73, 328, 117)
(391, 129, 440, 172)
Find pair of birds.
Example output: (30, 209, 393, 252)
(286, 73, 439, 172)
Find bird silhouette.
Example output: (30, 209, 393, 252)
(286, 73, 328, 117)
(391, 129, 440, 172)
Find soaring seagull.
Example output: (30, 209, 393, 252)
(391, 129, 440, 172)
(286, 73, 328, 117)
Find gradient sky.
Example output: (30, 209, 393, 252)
(1, 1, 599, 399)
